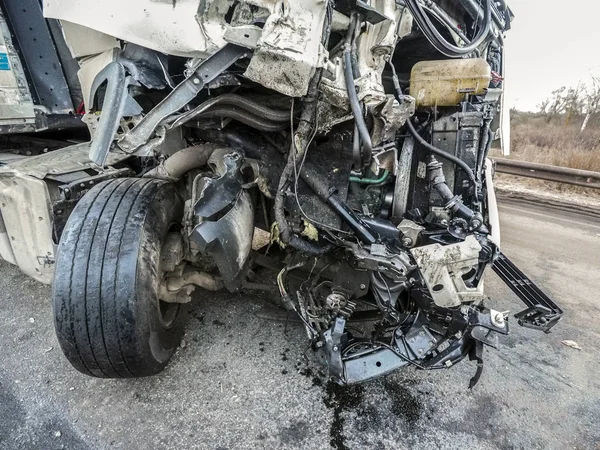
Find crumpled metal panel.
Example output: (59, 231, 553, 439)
(191, 149, 254, 287)
(0, 142, 128, 180)
(192, 192, 254, 287)
(0, 172, 55, 284)
(44, 0, 228, 58)
(0, 143, 131, 283)
(243, 0, 328, 97)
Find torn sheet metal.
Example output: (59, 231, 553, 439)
(0, 172, 55, 284)
(243, 0, 328, 97)
(0, 143, 131, 283)
(59, 20, 119, 58)
(191, 150, 254, 286)
(0, 142, 129, 180)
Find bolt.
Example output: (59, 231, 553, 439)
(471, 219, 482, 229)
(418, 349, 423, 354)
(192, 78, 200, 85)
(402, 237, 413, 247)
(359, 284, 366, 290)
(332, 345, 339, 352)
(494, 313, 505, 326)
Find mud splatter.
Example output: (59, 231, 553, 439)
(295, 362, 325, 387)
(383, 379, 423, 426)
(323, 383, 364, 450)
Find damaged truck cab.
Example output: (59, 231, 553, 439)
(0, 0, 562, 384)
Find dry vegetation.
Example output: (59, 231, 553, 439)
(507, 111, 600, 172)
(490, 111, 600, 201)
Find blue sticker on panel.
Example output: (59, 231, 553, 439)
(0, 53, 10, 70)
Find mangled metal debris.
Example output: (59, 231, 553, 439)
(0, 0, 563, 386)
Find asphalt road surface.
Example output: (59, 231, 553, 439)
(1, 198, 599, 450)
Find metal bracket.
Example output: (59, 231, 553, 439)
(335, 0, 390, 24)
(87, 62, 142, 166)
(492, 251, 563, 332)
(118, 44, 248, 154)
(323, 317, 346, 381)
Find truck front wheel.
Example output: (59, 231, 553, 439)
(53, 178, 185, 378)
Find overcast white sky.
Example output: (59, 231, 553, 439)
(504, 0, 600, 111)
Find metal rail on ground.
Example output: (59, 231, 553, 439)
(493, 158, 600, 189)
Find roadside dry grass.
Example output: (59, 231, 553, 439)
(508, 112, 600, 171)
(490, 112, 600, 201)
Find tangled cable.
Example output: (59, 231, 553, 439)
(404, 0, 493, 57)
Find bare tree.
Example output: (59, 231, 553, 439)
(538, 86, 569, 123)
(581, 75, 600, 132)
(538, 84, 587, 124)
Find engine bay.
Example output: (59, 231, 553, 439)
(0, 0, 564, 384)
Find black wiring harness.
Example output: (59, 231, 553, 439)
(404, 0, 493, 57)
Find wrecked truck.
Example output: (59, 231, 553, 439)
(0, 0, 562, 385)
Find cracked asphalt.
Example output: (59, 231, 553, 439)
(1, 198, 599, 450)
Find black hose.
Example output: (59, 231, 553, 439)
(405, 0, 492, 58)
(300, 164, 377, 245)
(168, 93, 291, 130)
(352, 124, 362, 168)
(477, 126, 494, 182)
(343, 14, 372, 160)
(370, 271, 405, 293)
(476, 121, 493, 184)
(428, 158, 480, 224)
(405, 117, 477, 187)
(288, 236, 334, 256)
(195, 108, 288, 132)
(273, 1, 333, 255)
(343, 52, 371, 154)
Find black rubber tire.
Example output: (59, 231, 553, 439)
(53, 178, 185, 378)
